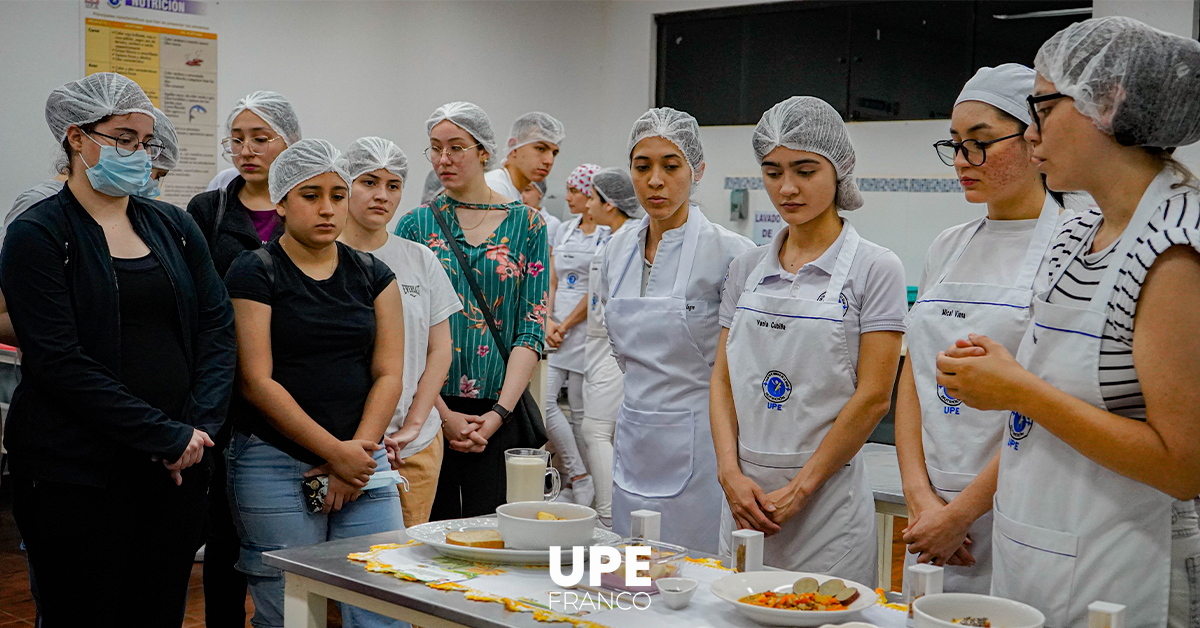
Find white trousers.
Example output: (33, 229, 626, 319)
(543, 366, 588, 479)
(582, 413, 615, 521)
(1169, 498, 1200, 628)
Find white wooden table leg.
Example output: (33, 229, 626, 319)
(877, 511, 894, 591)
(285, 572, 328, 628)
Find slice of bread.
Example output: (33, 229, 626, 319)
(445, 529, 505, 549)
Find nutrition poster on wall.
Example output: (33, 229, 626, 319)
(81, 0, 217, 206)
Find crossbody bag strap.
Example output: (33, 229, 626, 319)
(430, 205, 512, 364)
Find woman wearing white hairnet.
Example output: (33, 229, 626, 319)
(709, 97, 905, 582)
(225, 139, 407, 628)
(0, 73, 236, 628)
(543, 163, 606, 508)
(894, 64, 1069, 594)
(598, 108, 753, 552)
(188, 90, 301, 278)
(581, 167, 641, 527)
(937, 17, 1200, 628)
(186, 89, 301, 628)
(337, 137, 461, 527)
(395, 102, 550, 519)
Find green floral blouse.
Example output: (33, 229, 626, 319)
(395, 194, 549, 400)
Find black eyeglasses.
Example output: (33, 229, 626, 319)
(933, 133, 1023, 167)
(1027, 92, 1067, 136)
(89, 131, 166, 160)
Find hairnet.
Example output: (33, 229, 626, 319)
(226, 91, 302, 146)
(45, 72, 155, 143)
(420, 170, 443, 206)
(752, 96, 863, 211)
(956, 63, 1037, 126)
(426, 101, 499, 170)
(532, 180, 547, 196)
(151, 107, 179, 171)
(1035, 16, 1200, 148)
(627, 107, 704, 176)
(566, 164, 601, 197)
(269, 139, 350, 205)
(506, 112, 566, 154)
(592, 167, 642, 218)
(343, 136, 408, 185)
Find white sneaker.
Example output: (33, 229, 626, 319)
(571, 474, 595, 508)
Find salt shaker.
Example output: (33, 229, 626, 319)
(1088, 602, 1127, 628)
(731, 529, 764, 572)
(906, 564, 944, 627)
(630, 510, 661, 542)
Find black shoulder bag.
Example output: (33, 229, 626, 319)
(430, 206, 548, 449)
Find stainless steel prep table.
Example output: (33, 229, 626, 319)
(863, 443, 907, 590)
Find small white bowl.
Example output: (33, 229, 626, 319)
(495, 502, 597, 550)
(913, 593, 1045, 628)
(655, 577, 698, 610)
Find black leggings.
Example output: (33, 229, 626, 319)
(431, 396, 519, 520)
(13, 461, 209, 628)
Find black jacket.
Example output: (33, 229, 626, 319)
(0, 184, 238, 487)
(186, 175, 284, 278)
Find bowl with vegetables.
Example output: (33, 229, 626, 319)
(710, 571, 876, 626)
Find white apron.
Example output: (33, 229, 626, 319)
(605, 207, 723, 554)
(548, 218, 601, 373)
(717, 223, 877, 585)
(584, 227, 624, 424)
(993, 172, 1175, 628)
(904, 198, 1059, 593)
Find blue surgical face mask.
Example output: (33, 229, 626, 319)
(136, 175, 163, 199)
(82, 134, 152, 197)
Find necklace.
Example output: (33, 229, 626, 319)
(457, 189, 499, 231)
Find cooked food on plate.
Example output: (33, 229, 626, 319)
(953, 618, 991, 627)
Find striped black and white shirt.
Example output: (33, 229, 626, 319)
(1042, 185, 1200, 420)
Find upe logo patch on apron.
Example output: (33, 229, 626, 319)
(937, 384, 963, 410)
(1007, 411, 1034, 449)
(567, 273, 578, 286)
(762, 371, 792, 411)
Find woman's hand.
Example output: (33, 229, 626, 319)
(442, 409, 484, 452)
(936, 334, 1036, 412)
(160, 428, 214, 485)
(383, 424, 420, 470)
(903, 498, 976, 568)
(719, 470, 781, 535)
(764, 483, 811, 527)
(546, 320, 562, 349)
(453, 411, 502, 454)
(327, 439, 378, 487)
(305, 465, 362, 513)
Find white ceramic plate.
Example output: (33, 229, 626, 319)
(710, 571, 877, 627)
(405, 516, 621, 565)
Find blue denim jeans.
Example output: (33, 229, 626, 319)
(1171, 499, 1200, 628)
(228, 431, 409, 628)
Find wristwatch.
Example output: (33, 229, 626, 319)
(491, 402, 513, 422)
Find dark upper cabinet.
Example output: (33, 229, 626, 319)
(973, 0, 1093, 69)
(655, 0, 1093, 125)
(847, 1, 976, 121)
(657, 15, 745, 125)
(742, 3, 852, 119)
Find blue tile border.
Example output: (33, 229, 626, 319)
(725, 176, 961, 193)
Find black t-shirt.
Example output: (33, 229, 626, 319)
(224, 241, 396, 465)
(113, 254, 191, 424)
